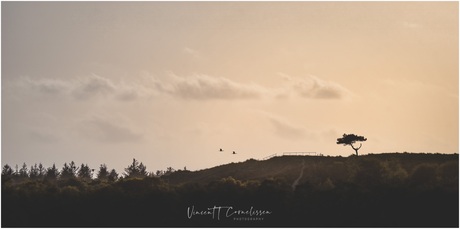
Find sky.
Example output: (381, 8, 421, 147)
(2, 2, 458, 174)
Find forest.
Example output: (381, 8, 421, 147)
(2, 153, 458, 227)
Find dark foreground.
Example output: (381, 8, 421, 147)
(2, 153, 458, 227)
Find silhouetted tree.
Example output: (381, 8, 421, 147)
(156, 170, 164, 177)
(139, 163, 147, 176)
(165, 167, 175, 175)
(60, 161, 78, 179)
(337, 133, 367, 156)
(29, 164, 40, 179)
(45, 163, 60, 181)
(108, 169, 118, 182)
(124, 158, 148, 178)
(14, 164, 19, 177)
(29, 163, 46, 180)
(2, 164, 13, 177)
(78, 163, 93, 182)
(18, 163, 29, 178)
(38, 163, 46, 178)
(97, 164, 109, 182)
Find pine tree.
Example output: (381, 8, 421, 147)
(139, 162, 147, 177)
(29, 164, 39, 179)
(38, 163, 45, 178)
(124, 158, 148, 178)
(19, 163, 28, 178)
(97, 164, 109, 182)
(108, 169, 118, 182)
(60, 161, 78, 179)
(2, 164, 14, 177)
(14, 164, 19, 177)
(78, 163, 93, 182)
(45, 164, 60, 181)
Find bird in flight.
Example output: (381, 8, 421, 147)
(233, 151, 236, 154)
(219, 148, 223, 152)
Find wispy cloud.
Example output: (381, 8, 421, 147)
(259, 112, 306, 140)
(278, 73, 352, 100)
(78, 116, 144, 143)
(12, 76, 70, 96)
(7, 74, 154, 101)
(7, 72, 351, 101)
(155, 73, 266, 100)
(151, 73, 351, 101)
(72, 74, 116, 100)
(183, 47, 202, 59)
(268, 116, 305, 140)
(258, 111, 340, 142)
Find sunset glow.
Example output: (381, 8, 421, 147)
(2, 2, 458, 173)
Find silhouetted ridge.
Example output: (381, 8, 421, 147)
(2, 153, 458, 227)
(164, 153, 457, 185)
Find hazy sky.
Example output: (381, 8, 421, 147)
(2, 2, 458, 173)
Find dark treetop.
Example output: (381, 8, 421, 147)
(337, 133, 367, 156)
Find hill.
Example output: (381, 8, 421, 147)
(2, 152, 458, 227)
(165, 153, 458, 186)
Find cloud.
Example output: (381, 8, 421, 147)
(72, 74, 116, 100)
(183, 47, 201, 59)
(78, 116, 143, 143)
(279, 73, 351, 100)
(269, 118, 305, 139)
(263, 113, 306, 140)
(259, 111, 339, 142)
(7, 72, 351, 102)
(7, 74, 153, 101)
(13, 76, 70, 96)
(156, 73, 266, 100)
(153, 73, 351, 101)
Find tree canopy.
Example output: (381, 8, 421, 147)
(124, 158, 148, 178)
(337, 133, 367, 156)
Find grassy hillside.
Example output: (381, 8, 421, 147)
(2, 153, 458, 227)
(166, 153, 458, 186)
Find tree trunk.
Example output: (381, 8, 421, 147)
(350, 143, 362, 156)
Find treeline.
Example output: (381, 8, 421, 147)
(2, 154, 458, 227)
(1, 158, 180, 183)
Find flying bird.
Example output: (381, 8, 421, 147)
(219, 148, 223, 152)
(233, 151, 236, 154)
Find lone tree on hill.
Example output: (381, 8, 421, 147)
(337, 133, 367, 156)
